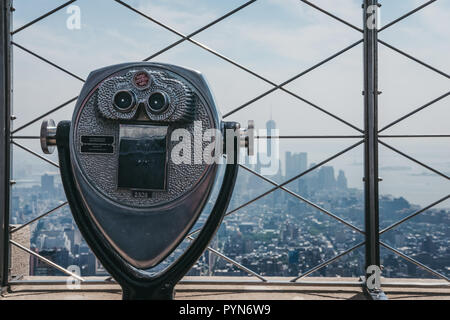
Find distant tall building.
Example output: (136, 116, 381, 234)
(305, 163, 319, 192)
(31, 248, 69, 276)
(285, 152, 307, 178)
(266, 119, 276, 157)
(318, 166, 336, 189)
(254, 119, 281, 179)
(41, 173, 54, 193)
(258, 118, 280, 205)
(298, 178, 309, 197)
(336, 170, 348, 189)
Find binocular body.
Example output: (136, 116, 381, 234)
(42, 62, 243, 299)
(71, 63, 221, 269)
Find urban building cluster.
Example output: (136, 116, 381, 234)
(10, 120, 449, 280)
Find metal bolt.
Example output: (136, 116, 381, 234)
(40, 119, 57, 154)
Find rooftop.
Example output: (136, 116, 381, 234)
(2, 277, 449, 300)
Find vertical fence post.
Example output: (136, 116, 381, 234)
(363, 0, 384, 298)
(0, 0, 12, 291)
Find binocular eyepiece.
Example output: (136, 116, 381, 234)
(113, 88, 170, 115)
(97, 68, 195, 123)
(112, 90, 135, 112)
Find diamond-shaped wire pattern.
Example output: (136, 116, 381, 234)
(4, 0, 449, 284)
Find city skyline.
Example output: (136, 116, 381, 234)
(12, 116, 450, 209)
(9, 118, 449, 280)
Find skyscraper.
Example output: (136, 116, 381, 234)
(318, 166, 336, 189)
(266, 119, 276, 157)
(41, 173, 54, 193)
(337, 170, 348, 190)
(285, 152, 307, 179)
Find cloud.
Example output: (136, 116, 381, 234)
(132, 0, 220, 34)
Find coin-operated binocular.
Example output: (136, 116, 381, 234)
(40, 62, 253, 299)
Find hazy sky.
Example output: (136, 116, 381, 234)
(10, 0, 450, 208)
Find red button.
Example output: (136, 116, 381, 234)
(133, 71, 150, 89)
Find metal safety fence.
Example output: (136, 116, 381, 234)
(0, 0, 449, 295)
